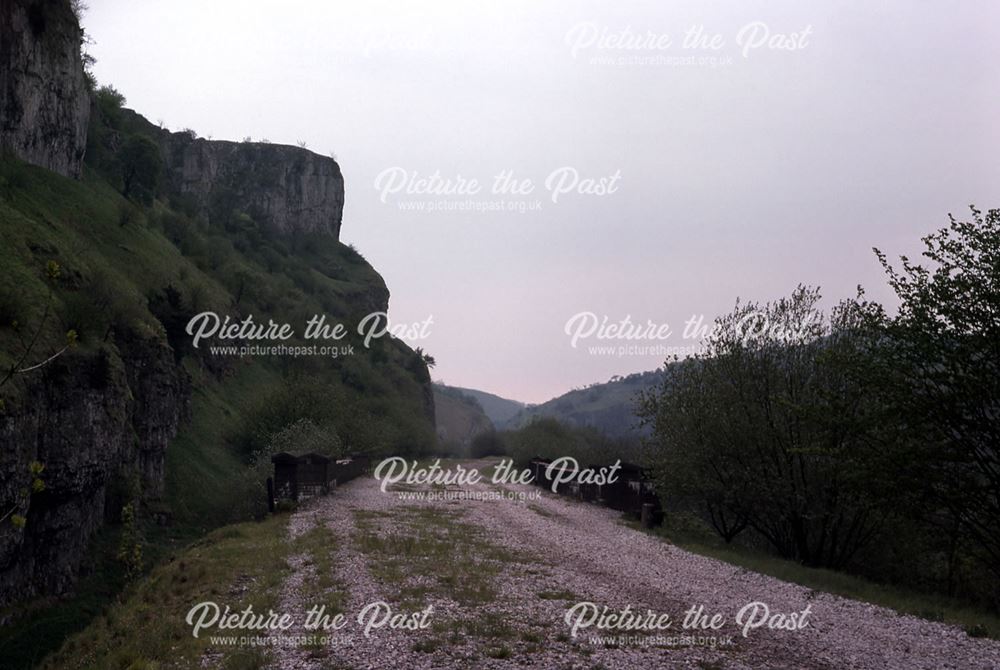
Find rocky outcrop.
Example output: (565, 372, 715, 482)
(0, 338, 188, 607)
(0, 0, 90, 178)
(118, 332, 191, 498)
(433, 389, 493, 450)
(159, 133, 345, 238)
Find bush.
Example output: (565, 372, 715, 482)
(231, 378, 346, 459)
(232, 418, 344, 520)
(875, 206, 1000, 582)
(501, 418, 633, 468)
(263, 418, 342, 458)
(120, 134, 162, 203)
(58, 290, 106, 343)
(95, 85, 126, 127)
(118, 201, 142, 228)
(470, 430, 505, 458)
(0, 288, 27, 328)
(59, 271, 148, 344)
(639, 287, 894, 567)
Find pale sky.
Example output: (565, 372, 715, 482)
(83, 0, 999, 403)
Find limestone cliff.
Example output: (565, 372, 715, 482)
(433, 387, 493, 451)
(0, 0, 90, 178)
(0, 335, 188, 607)
(159, 129, 345, 238)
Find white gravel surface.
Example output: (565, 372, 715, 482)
(266, 460, 1000, 670)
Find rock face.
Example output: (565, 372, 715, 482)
(433, 389, 493, 450)
(0, 0, 90, 178)
(159, 133, 345, 238)
(0, 337, 188, 608)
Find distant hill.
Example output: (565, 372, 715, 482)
(503, 369, 666, 438)
(448, 386, 526, 426)
(432, 385, 494, 452)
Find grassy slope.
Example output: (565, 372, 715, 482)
(0, 159, 179, 367)
(39, 514, 297, 670)
(164, 361, 280, 529)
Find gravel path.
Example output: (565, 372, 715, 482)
(267, 460, 1000, 670)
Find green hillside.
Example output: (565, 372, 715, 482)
(447, 385, 525, 427)
(503, 369, 664, 438)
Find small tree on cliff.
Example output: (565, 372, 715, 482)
(120, 134, 162, 203)
(0, 261, 78, 392)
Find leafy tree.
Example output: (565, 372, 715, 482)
(0, 261, 78, 390)
(639, 287, 895, 567)
(416, 347, 436, 369)
(874, 206, 1000, 577)
(120, 134, 162, 203)
(147, 285, 194, 363)
(233, 378, 346, 459)
(94, 85, 126, 127)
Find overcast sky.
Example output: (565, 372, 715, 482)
(83, 0, 999, 403)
